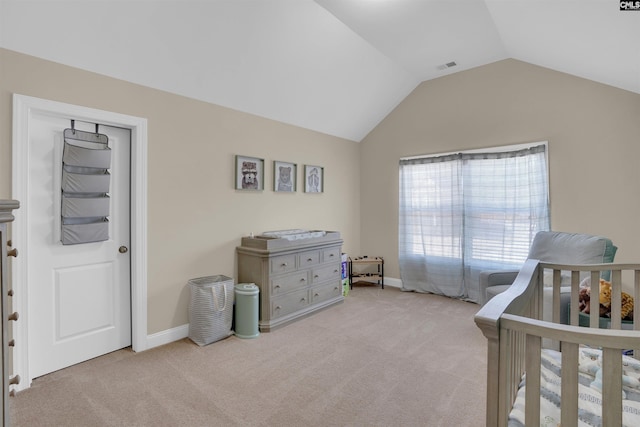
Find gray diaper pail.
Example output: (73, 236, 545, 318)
(188, 275, 234, 346)
(234, 283, 260, 339)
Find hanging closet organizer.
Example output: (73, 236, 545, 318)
(60, 124, 111, 245)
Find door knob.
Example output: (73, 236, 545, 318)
(119, 246, 128, 254)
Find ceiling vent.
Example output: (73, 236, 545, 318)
(437, 61, 457, 71)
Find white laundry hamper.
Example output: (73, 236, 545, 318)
(188, 275, 234, 346)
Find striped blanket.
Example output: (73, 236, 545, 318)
(508, 347, 640, 427)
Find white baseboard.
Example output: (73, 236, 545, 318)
(146, 324, 189, 350)
(144, 277, 403, 350)
(384, 277, 402, 288)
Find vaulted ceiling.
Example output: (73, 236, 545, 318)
(1, 1, 638, 141)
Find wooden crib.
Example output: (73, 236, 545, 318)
(475, 260, 640, 426)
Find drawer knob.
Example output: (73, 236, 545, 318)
(307, 258, 313, 262)
(8, 312, 18, 322)
(300, 298, 306, 302)
(314, 274, 319, 278)
(9, 375, 20, 386)
(300, 278, 306, 282)
(281, 262, 287, 267)
(314, 293, 319, 297)
(275, 285, 281, 289)
(329, 253, 334, 257)
(7, 248, 18, 258)
(275, 305, 281, 310)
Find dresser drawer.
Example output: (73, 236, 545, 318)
(322, 246, 341, 263)
(270, 254, 297, 274)
(298, 249, 321, 268)
(270, 271, 309, 296)
(310, 282, 342, 304)
(311, 263, 341, 284)
(271, 288, 309, 318)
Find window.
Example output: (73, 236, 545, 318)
(398, 143, 549, 301)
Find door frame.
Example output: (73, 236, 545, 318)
(11, 94, 148, 390)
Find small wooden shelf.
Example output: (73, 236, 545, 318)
(348, 256, 384, 289)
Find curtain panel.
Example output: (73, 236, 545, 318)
(398, 145, 549, 302)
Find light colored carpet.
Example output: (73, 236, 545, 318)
(10, 285, 487, 427)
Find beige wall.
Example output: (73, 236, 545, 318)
(3, 51, 639, 333)
(0, 48, 361, 334)
(360, 59, 640, 279)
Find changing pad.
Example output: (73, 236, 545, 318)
(260, 229, 326, 241)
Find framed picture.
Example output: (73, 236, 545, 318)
(273, 161, 296, 192)
(304, 165, 323, 193)
(235, 155, 264, 190)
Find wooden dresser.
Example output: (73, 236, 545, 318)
(0, 200, 19, 425)
(236, 231, 343, 332)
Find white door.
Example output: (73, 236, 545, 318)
(27, 113, 131, 378)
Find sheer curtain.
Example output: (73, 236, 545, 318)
(398, 144, 549, 302)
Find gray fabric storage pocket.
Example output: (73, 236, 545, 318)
(62, 166, 111, 194)
(62, 194, 110, 218)
(61, 217, 109, 245)
(63, 141, 111, 169)
(61, 131, 112, 245)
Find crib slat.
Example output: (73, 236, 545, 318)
(602, 347, 623, 426)
(569, 271, 580, 326)
(511, 331, 520, 410)
(561, 342, 579, 427)
(525, 335, 541, 427)
(552, 270, 561, 325)
(590, 271, 600, 329)
(497, 328, 512, 427)
(635, 271, 640, 333)
(635, 271, 640, 359)
(488, 336, 502, 427)
(610, 270, 622, 329)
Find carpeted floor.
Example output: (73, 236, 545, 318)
(10, 285, 487, 427)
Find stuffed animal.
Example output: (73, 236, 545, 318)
(578, 279, 634, 320)
(599, 279, 634, 320)
(578, 282, 608, 317)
